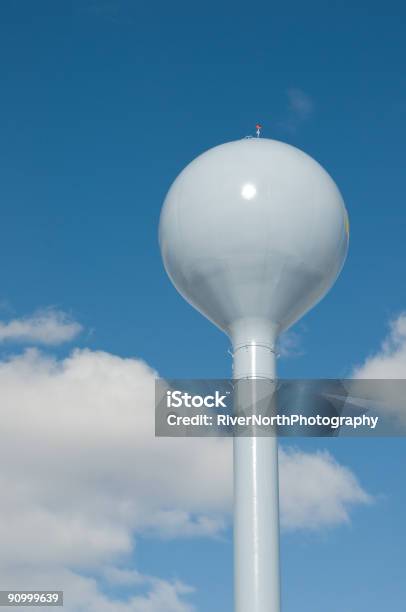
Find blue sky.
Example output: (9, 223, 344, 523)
(0, 2, 406, 611)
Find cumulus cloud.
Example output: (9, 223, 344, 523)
(0, 567, 195, 612)
(0, 348, 370, 610)
(0, 309, 82, 345)
(350, 313, 406, 425)
(0, 349, 228, 610)
(352, 313, 406, 379)
(279, 447, 371, 530)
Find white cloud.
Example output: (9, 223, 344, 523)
(352, 313, 406, 378)
(0, 567, 195, 612)
(350, 313, 406, 425)
(279, 447, 371, 530)
(0, 309, 82, 345)
(0, 347, 370, 610)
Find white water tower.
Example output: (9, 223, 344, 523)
(159, 137, 349, 612)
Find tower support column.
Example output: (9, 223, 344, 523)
(232, 339, 281, 612)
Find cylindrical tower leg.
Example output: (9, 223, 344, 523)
(232, 340, 281, 612)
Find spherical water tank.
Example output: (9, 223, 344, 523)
(159, 138, 348, 344)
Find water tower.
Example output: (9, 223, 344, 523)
(159, 137, 349, 612)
